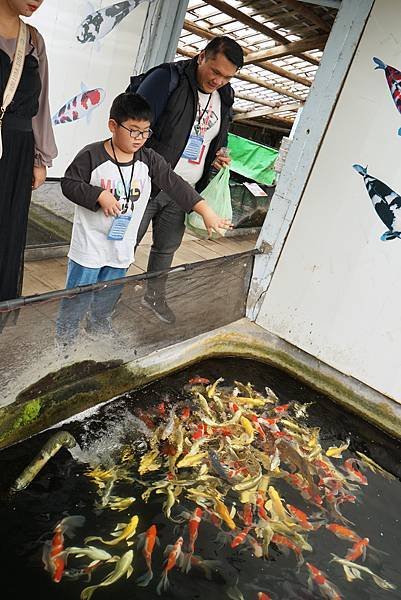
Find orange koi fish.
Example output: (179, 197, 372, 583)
(258, 593, 272, 600)
(306, 562, 343, 600)
(345, 537, 369, 562)
(157, 536, 183, 595)
(287, 505, 315, 531)
(343, 459, 368, 485)
(231, 526, 251, 549)
(181, 407, 191, 420)
(181, 507, 203, 573)
(136, 524, 159, 587)
(241, 503, 254, 527)
(325, 524, 361, 543)
(192, 423, 206, 440)
(42, 516, 85, 583)
(274, 403, 290, 414)
(272, 533, 303, 563)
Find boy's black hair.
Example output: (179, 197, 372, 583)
(204, 36, 244, 69)
(110, 92, 153, 123)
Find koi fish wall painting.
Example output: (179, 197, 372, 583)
(353, 164, 401, 241)
(77, 0, 153, 44)
(52, 85, 105, 126)
(373, 57, 401, 135)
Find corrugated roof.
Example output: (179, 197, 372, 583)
(176, 0, 337, 130)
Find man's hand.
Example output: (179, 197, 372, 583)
(32, 165, 47, 190)
(98, 190, 121, 217)
(192, 200, 232, 238)
(212, 148, 231, 170)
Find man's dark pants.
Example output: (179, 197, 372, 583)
(136, 191, 186, 298)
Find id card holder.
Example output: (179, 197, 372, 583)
(107, 214, 132, 241)
(182, 134, 204, 161)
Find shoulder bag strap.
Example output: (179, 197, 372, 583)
(0, 19, 28, 159)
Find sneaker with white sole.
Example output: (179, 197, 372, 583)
(141, 294, 176, 324)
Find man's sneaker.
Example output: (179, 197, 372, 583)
(141, 294, 176, 324)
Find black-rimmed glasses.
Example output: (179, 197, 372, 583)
(118, 123, 153, 139)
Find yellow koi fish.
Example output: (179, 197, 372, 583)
(85, 515, 139, 547)
(326, 437, 350, 458)
(214, 498, 236, 530)
(80, 550, 134, 600)
(138, 449, 162, 475)
(176, 452, 207, 469)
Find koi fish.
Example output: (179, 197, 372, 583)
(52, 85, 105, 126)
(214, 498, 236, 530)
(80, 550, 134, 600)
(272, 533, 304, 563)
(42, 516, 85, 583)
(345, 537, 369, 562)
(157, 537, 183, 595)
(331, 554, 396, 590)
(326, 438, 350, 458)
(325, 524, 361, 543)
(231, 526, 251, 549)
(58, 545, 114, 563)
(373, 57, 401, 133)
(258, 594, 272, 600)
(287, 505, 315, 531)
(306, 562, 343, 599)
(181, 507, 203, 572)
(85, 515, 139, 546)
(342, 458, 368, 485)
(77, 0, 152, 44)
(136, 524, 159, 587)
(355, 451, 396, 480)
(353, 165, 401, 241)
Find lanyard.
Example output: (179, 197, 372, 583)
(110, 139, 135, 201)
(197, 93, 213, 136)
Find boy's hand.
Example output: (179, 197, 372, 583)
(193, 200, 232, 238)
(98, 190, 121, 217)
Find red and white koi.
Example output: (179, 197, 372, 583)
(42, 515, 85, 583)
(343, 458, 368, 485)
(231, 526, 251, 549)
(181, 507, 203, 573)
(136, 524, 159, 587)
(157, 536, 183, 595)
(306, 562, 343, 600)
(287, 504, 315, 531)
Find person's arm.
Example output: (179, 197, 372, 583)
(31, 29, 58, 189)
(148, 149, 231, 236)
(61, 148, 120, 217)
(136, 67, 172, 125)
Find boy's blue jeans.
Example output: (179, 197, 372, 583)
(56, 259, 127, 343)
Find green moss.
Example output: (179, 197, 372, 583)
(11, 398, 42, 431)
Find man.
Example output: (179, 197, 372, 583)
(130, 36, 244, 323)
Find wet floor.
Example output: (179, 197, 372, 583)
(0, 357, 400, 600)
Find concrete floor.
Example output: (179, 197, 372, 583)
(23, 229, 257, 296)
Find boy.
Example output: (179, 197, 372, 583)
(57, 93, 230, 342)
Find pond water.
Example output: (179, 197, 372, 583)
(0, 357, 400, 600)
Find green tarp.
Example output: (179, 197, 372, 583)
(227, 133, 278, 185)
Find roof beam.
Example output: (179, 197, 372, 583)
(234, 118, 292, 132)
(182, 19, 312, 88)
(283, 0, 332, 32)
(233, 102, 302, 121)
(205, 0, 321, 66)
(244, 34, 328, 63)
(297, 0, 341, 8)
(234, 90, 280, 108)
(176, 46, 306, 101)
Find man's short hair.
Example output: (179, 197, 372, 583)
(110, 93, 153, 123)
(204, 36, 244, 69)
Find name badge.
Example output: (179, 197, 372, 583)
(107, 214, 132, 241)
(182, 134, 204, 161)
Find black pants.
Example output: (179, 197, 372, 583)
(136, 191, 186, 296)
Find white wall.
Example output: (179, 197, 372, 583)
(256, 0, 401, 402)
(29, 0, 152, 177)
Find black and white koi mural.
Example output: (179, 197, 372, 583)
(373, 57, 401, 135)
(77, 0, 153, 44)
(353, 164, 401, 241)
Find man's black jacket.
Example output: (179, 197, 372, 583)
(133, 57, 235, 193)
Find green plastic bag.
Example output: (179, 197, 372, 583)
(185, 166, 232, 238)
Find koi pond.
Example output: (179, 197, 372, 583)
(0, 357, 400, 600)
